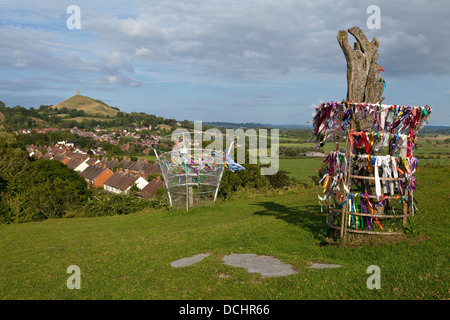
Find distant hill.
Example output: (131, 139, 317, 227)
(52, 95, 118, 117)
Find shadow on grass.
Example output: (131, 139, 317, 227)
(252, 201, 328, 241)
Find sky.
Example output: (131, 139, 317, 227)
(0, 0, 449, 126)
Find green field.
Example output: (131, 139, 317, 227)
(63, 116, 115, 122)
(279, 157, 323, 183)
(0, 164, 448, 300)
(415, 136, 450, 160)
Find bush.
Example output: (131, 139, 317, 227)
(0, 134, 93, 223)
(74, 190, 169, 218)
(219, 164, 269, 199)
(266, 170, 291, 189)
(218, 164, 293, 199)
(147, 172, 163, 182)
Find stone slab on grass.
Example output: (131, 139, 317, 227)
(170, 253, 211, 268)
(309, 263, 343, 269)
(223, 253, 298, 277)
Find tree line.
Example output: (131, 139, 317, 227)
(0, 100, 192, 131)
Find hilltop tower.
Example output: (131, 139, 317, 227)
(77, 89, 80, 95)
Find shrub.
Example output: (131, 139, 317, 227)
(266, 170, 291, 189)
(76, 190, 169, 218)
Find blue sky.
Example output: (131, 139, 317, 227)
(0, 0, 449, 126)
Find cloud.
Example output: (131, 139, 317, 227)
(98, 73, 141, 87)
(0, 0, 449, 125)
(92, 51, 142, 87)
(12, 50, 28, 68)
(0, 22, 142, 88)
(2, 0, 449, 84)
(83, 15, 169, 59)
(76, 0, 449, 81)
(135, 47, 151, 57)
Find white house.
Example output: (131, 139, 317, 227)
(74, 160, 90, 173)
(103, 170, 149, 194)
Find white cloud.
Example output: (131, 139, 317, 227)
(3, 0, 449, 82)
(80, 0, 448, 80)
(135, 47, 151, 57)
(243, 50, 267, 59)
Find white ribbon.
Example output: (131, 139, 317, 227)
(343, 179, 350, 194)
(374, 156, 383, 197)
(381, 156, 392, 195)
(391, 157, 399, 194)
(318, 194, 327, 213)
(379, 108, 388, 131)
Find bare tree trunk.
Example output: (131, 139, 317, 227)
(337, 26, 385, 104)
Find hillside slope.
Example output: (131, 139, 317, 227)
(0, 165, 448, 300)
(52, 95, 118, 117)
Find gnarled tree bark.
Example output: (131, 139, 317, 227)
(337, 26, 385, 104)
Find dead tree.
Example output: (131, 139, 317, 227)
(337, 26, 385, 104)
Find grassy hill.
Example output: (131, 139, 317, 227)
(0, 165, 448, 300)
(52, 95, 118, 117)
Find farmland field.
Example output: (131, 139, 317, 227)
(279, 157, 323, 183)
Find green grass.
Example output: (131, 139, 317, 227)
(415, 138, 450, 160)
(278, 141, 336, 152)
(279, 158, 323, 183)
(0, 166, 448, 300)
(53, 114, 115, 122)
(136, 154, 157, 162)
(52, 95, 119, 117)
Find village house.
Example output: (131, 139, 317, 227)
(119, 158, 135, 170)
(131, 158, 155, 176)
(61, 157, 70, 165)
(75, 160, 90, 173)
(42, 154, 53, 160)
(147, 162, 161, 174)
(65, 158, 84, 170)
(103, 169, 148, 194)
(73, 147, 87, 155)
(120, 143, 130, 152)
(26, 145, 40, 154)
(136, 176, 166, 199)
(65, 158, 90, 172)
(118, 157, 160, 177)
(51, 154, 67, 163)
(142, 147, 152, 155)
(32, 151, 43, 159)
(85, 157, 99, 166)
(45, 152, 70, 164)
(80, 164, 114, 188)
(97, 157, 119, 170)
(56, 140, 75, 147)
